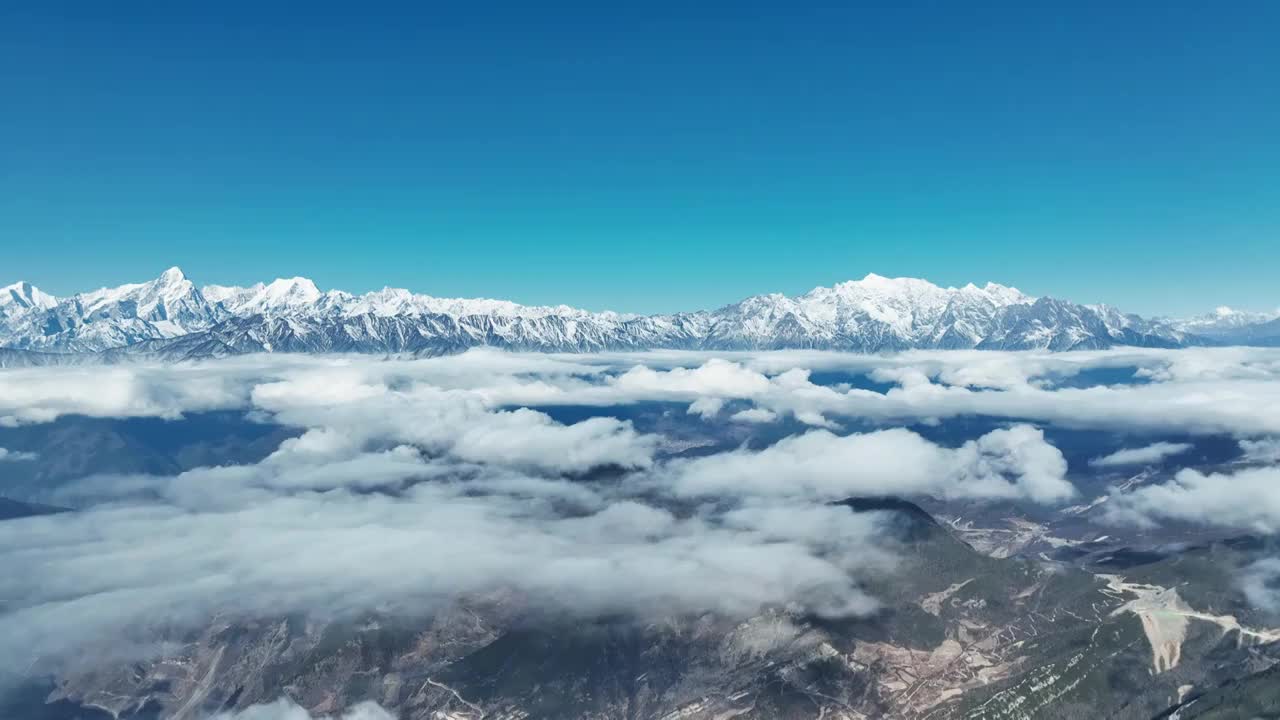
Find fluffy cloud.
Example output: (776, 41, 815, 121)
(247, 371, 658, 475)
(0, 447, 35, 461)
(1089, 442, 1193, 468)
(507, 348, 1280, 437)
(0, 449, 891, 676)
(210, 698, 396, 720)
(0, 363, 253, 425)
(1240, 558, 1280, 613)
(1239, 437, 1280, 464)
(448, 409, 655, 472)
(613, 358, 772, 399)
(729, 407, 777, 423)
(667, 424, 1073, 504)
(1103, 465, 1280, 532)
(8, 348, 1280, 438)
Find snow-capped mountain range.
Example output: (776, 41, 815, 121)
(0, 267, 1274, 362)
(1164, 306, 1280, 345)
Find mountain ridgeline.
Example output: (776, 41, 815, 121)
(2, 268, 1276, 361)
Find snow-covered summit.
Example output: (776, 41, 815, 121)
(1167, 305, 1280, 346)
(207, 277, 324, 316)
(0, 267, 1236, 357)
(0, 267, 221, 351)
(200, 277, 594, 320)
(0, 281, 57, 315)
(700, 274, 1038, 349)
(1174, 305, 1280, 330)
(75, 266, 201, 318)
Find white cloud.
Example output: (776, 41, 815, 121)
(0, 452, 890, 675)
(449, 409, 655, 472)
(1239, 437, 1280, 464)
(247, 367, 659, 475)
(1089, 442, 1193, 468)
(729, 407, 777, 423)
(0, 447, 35, 461)
(666, 424, 1074, 504)
(0, 363, 253, 425)
(687, 396, 726, 418)
(210, 698, 396, 720)
(1104, 465, 1280, 532)
(612, 358, 771, 399)
(10, 346, 1280, 682)
(7, 348, 1280, 438)
(509, 349, 1280, 438)
(1240, 558, 1280, 613)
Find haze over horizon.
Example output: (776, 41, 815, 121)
(4, 1, 1279, 315)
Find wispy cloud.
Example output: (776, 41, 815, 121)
(1089, 442, 1192, 468)
(0, 447, 35, 461)
(210, 698, 395, 720)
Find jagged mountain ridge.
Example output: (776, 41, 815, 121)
(0, 267, 1239, 358)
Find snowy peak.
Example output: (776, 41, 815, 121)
(158, 266, 186, 284)
(1169, 305, 1280, 345)
(243, 277, 323, 312)
(78, 266, 200, 316)
(201, 277, 324, 317)
(0, 281, 57, 313)
(2, 267, 220, 350)
(806, 274, 1030, 312)
(264, 276, 321, 301)
(1175, 305, 1280, 329)
(0, 267, 1264, 356)
(709, 275, 1038, 349)
(198, 277, 589, 320)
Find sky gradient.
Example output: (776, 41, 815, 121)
(3, 1, 1278, 315)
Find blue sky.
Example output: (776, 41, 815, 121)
(3, 1, 1278, 314)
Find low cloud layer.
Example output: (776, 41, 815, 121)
(3, 347, 1279, 689)
(5, 348, 1280, 437)
(1240, 437, 1280, 464)
(1089, 442, 1192, 468)
(0, 447, 34, 461)
(0, 354, 897, 677)
(1103, 465, 1280, 532)
(1240, 558, 1280, 614)
(1, 464, 891, 677)
(211, 698, 395, 720)
(668, 424, 1073, 504)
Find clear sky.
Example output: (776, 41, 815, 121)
(3, 1, 1278, 315)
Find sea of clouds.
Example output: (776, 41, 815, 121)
(1, 347, 1279, 701)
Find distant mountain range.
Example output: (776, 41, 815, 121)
(2, 268, 1277, 362)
